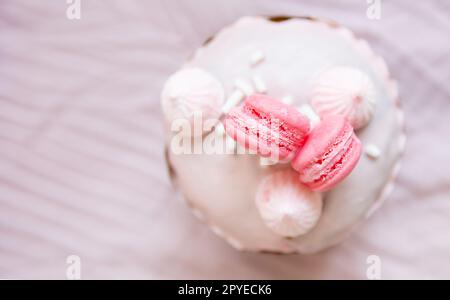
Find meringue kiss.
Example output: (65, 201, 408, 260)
(310, 66, 376, 129)
(161, 68, 224, 135)
(255, 170, 323, 238)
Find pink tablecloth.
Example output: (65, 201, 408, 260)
(0, 0, 449, 279)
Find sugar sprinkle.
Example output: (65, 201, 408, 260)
(249, 50, 265, 66)
(252, 75, 267, 93)
(221, 89, 245, 113)
(365, 144, 381, 159)
(234, 78, 254, 96)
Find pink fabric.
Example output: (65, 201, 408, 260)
(0, 0, 449, 279)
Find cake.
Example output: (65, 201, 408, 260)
(162, 16, 405, 254)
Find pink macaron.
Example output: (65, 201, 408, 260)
(291, 115, 362, 192)
(224, 94, 310, 160)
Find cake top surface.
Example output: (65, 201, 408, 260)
(166, 16, 404, 253)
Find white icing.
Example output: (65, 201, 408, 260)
(282, 95, 294, 105)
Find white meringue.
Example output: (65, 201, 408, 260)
(255, 170, 323, 238)
(310, 66, 376, 129)
(161, 68, 224, 135)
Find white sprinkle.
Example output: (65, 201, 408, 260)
(365, 144, 381, 159)
(249, 50, 265, 66)
(234, 77, 254, 96)
(297, 104, 321, 128)
(252, 75, 267, 93)
(260, 157, 277, 167)
(282, 95, 294, 105)
(221, 90, 245, 113)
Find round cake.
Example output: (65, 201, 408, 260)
(162, 16, 405, 254)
